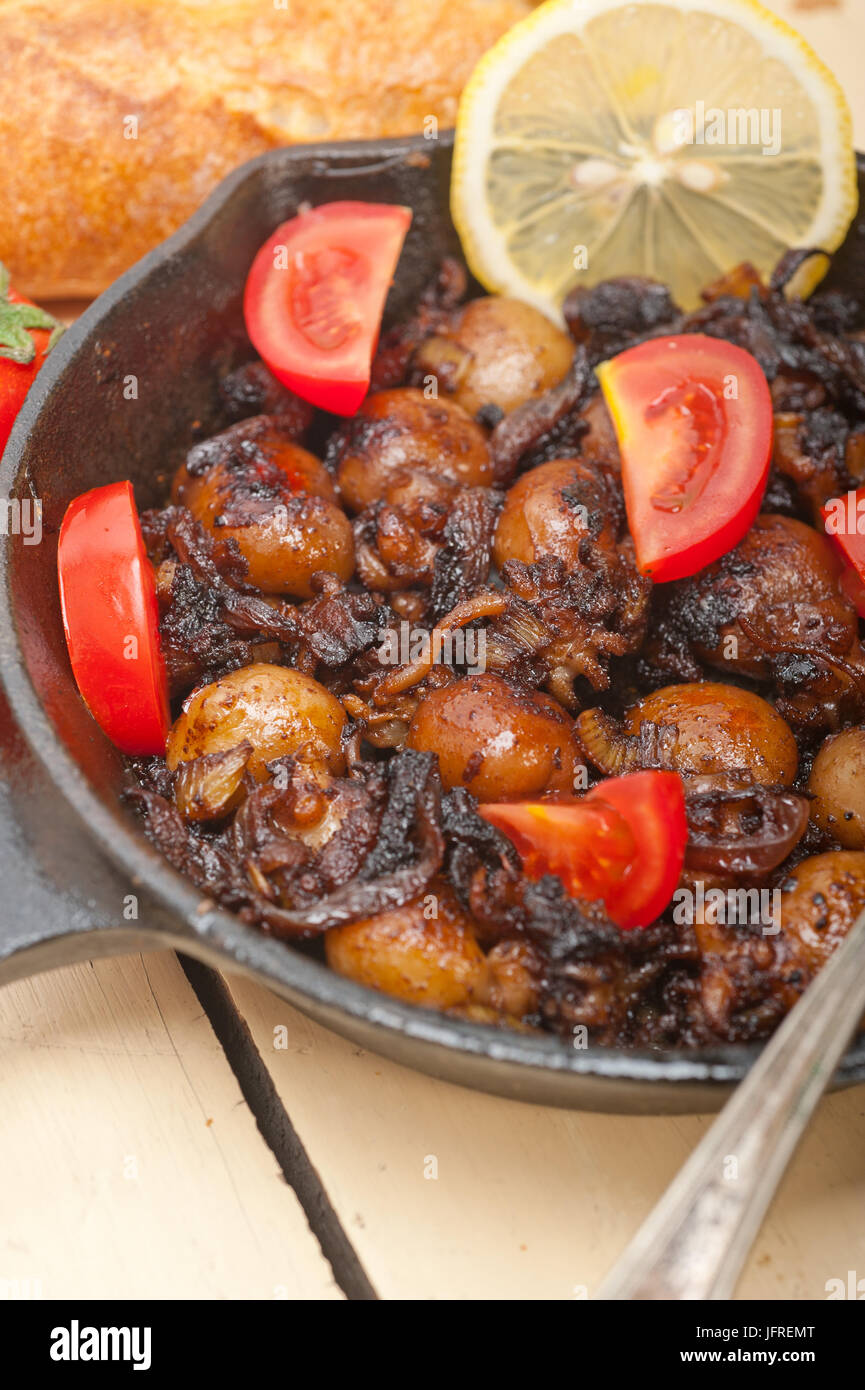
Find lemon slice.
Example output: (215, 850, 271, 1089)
(451, 0, 857, 319)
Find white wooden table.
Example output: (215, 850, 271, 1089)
(2, 0, 864, 1302)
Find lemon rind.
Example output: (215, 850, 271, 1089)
(452, 0, 858, 320)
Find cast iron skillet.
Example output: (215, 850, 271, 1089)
(1, 132, 864, 1114)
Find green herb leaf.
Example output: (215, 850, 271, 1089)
(0, 258, 64, 366)
(15, 305, 59, 332)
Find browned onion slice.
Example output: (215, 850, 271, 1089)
(685, 786, 810, 877)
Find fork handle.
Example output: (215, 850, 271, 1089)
(597, 904, 865, 1300)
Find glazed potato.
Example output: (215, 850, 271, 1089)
(808, 728, 865, 848)
(678, 516, 857, 680)
(493, 457, 618, 571)
(173, 422, 353, 598)
(174, 430, 338, 508)
(413, 296, 574, 417)
(325, 883, 488, 1009)
(407, 672, 581, 801)
(336, 387, 492, 513)
(166, 664, 346, 781)
(779, 851, 865, 972)
(615, 682, 798, 785)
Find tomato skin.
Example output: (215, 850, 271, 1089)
(0, 288, 54, 454)
(822, 489, 865, 618)
(243, 201, 412, 416)
(57, 481, 170, 755)
(597, 335, 772, 582)
(479, 771, 687, 930)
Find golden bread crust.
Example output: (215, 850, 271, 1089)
(0, 0, 533, 296)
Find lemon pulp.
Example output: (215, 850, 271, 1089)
(452, 0, 857, 318)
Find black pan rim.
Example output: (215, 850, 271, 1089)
(2, 129, 864, 1099)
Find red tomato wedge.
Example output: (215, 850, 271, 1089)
(822, 487, 865, 613)
(597, 335, 772, 582)
(479, 771, 687, 930)
(822, 489, 865, 618)
(58, 481, 170, 755)
(243, 201, 412, 416)
(0, 265, 62, 454)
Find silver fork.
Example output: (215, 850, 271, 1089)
(597, 903, 865, 1300)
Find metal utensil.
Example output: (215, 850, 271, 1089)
(598, 901, 865, 1297)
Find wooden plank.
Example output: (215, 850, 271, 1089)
(738, 1087, 865, 1299)
(225, 974, 865, 1300)
(0, 954, 343, 1300)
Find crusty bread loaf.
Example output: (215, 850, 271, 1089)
(0, 0, 534, 298)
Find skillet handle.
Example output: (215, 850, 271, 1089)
(596, 900, 865, 1300)
(0, 693, 176, 986)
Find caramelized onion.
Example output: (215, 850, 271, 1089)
(372, 589, 508, 702)
(685, 787, 810, 877)
(489, 347, 591, 485)
(174, 741, 252, 823)
(248, 751, 445, 937)
(738, 616, 865, 696)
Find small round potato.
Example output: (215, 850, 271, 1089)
(493, 457, 618, 571)
(677, 516, 857, 681)
(173, 427, 353, 598)
(407, 672, 582, 801)
(336, 388, 492, 513)
(413, 296, 574, 417)
(807, 728, 865, 848)
(616, 682, 798, 786)
(325, 883, 487, 1009)
(779, 851, 865, 972)
(166, 663, 346, 781)
(173, 431, 338, 510)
